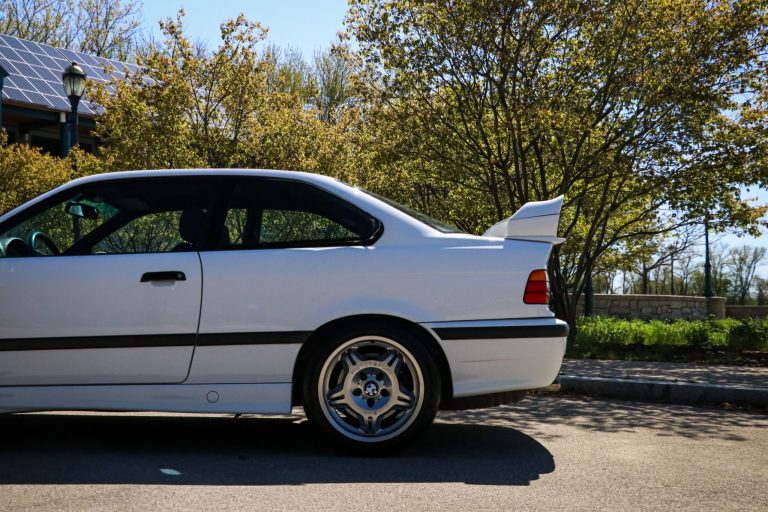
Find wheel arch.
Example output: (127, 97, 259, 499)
(291, 314, 453, 406)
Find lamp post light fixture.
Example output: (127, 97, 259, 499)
(61, 62, 86, 149)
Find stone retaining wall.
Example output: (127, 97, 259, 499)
(725, 305, 768, 319)
(580, 294, 726, 320)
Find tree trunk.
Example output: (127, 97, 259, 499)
(548, 251, 568, 316)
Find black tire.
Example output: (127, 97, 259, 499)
(302, 322, 441, 454)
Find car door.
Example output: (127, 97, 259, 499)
(0, 176, 220, 386)
(189, 177, 382, 384)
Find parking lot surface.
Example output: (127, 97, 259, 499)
(1, 394, 766, 511)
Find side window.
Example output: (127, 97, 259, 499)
(222, 179, 380, 248)
(260, 210, 357, 244)
(85, 179, 220, 255)
(0, 194, 118, 257)
(224, 208, 248, 245)
(0, 177, 220, 257)
(93, 211, 183, 254)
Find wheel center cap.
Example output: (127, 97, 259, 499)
(363, 382, 379, 397)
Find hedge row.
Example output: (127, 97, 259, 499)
(570, 316, 768, 359)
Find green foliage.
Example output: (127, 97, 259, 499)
(0, 142, 69, 215)
(0, 137, 104, 215)
(346, 0, 768, 326)
(728, 318, 768, 351)
(88, 10, 363, 182)
(571, 316, 766, 360)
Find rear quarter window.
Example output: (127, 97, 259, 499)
(223, 179, 381, 248)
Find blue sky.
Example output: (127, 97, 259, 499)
(141, 1, 768, 269)
(141, 0, 349, 58)
(720, 188, 768, 275)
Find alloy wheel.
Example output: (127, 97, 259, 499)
(317, 335, 425, 443)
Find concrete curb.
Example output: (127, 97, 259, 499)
(556, 375, 768, 408)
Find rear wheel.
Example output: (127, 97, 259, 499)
(302, 323, 441, 453)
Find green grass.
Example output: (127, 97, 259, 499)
(568, 316, 768, 364)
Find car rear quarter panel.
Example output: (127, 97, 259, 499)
(198, 238, 553, 333)
(189, 237, 554, 385)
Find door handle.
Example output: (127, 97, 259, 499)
(141, 271, 186, 283)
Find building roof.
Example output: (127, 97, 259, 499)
(0, 34, 138, 116)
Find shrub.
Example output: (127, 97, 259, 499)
(571, 316, 768, 359)
(681, 321, 710, 349)
(728, 319, 768, 352)
(0, 140, 71, 215)
(0, 136, 107, 215)
(705, 319, 738, 348)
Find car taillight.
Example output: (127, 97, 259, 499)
(524, 269, 549, 304)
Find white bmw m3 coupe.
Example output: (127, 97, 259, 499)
(0, 169, 567, 452)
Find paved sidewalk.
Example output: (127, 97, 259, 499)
(560, 359, 767, 388)
(557, 358, 768, 407)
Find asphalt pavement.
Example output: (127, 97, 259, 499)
(1, 394, 766, 512)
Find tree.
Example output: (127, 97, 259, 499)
(312, 48, 355, 124)
(90, 11, 363, 181)
(673, 247, 699, 296)
(727, 245, 767, 304)
(0, 0, 142, 60)
(75, 0, 142, 60)
(755, 277, 768, 305)
(90, 11, 268, 170)
(631, 228, 700, 294)
(346, 0, 768, 326)
(710, 243, 733, 297)
(264, 44, 315, 100)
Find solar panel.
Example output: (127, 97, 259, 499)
(0, 46, 20, 61)
(1, 60, 18, 75)
(3, 87, 29, 102)
(46, 94, 71, 111)
(0, 34, 140, 115)
(16, 49, 44, 67)
(4, 36, 27, 51)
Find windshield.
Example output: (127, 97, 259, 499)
(361, 190, 464, 234)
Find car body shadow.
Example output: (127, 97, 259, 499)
(0, 412, 554, 486)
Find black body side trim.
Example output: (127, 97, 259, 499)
(433, 324, 569, 341)
(0, 334, 195, 351)
(197, 331, 311, 346)
(0, 331, 311, 351)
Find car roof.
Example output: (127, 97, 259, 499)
(67, 168, 341, 187)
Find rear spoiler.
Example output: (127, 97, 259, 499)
(483, 195, 566, 245)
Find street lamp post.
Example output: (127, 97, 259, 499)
(61, 62, 86, 151)
(0, 64, 8, 133)
(584, 268, 594, 316)
(704, 216, 714, 298)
